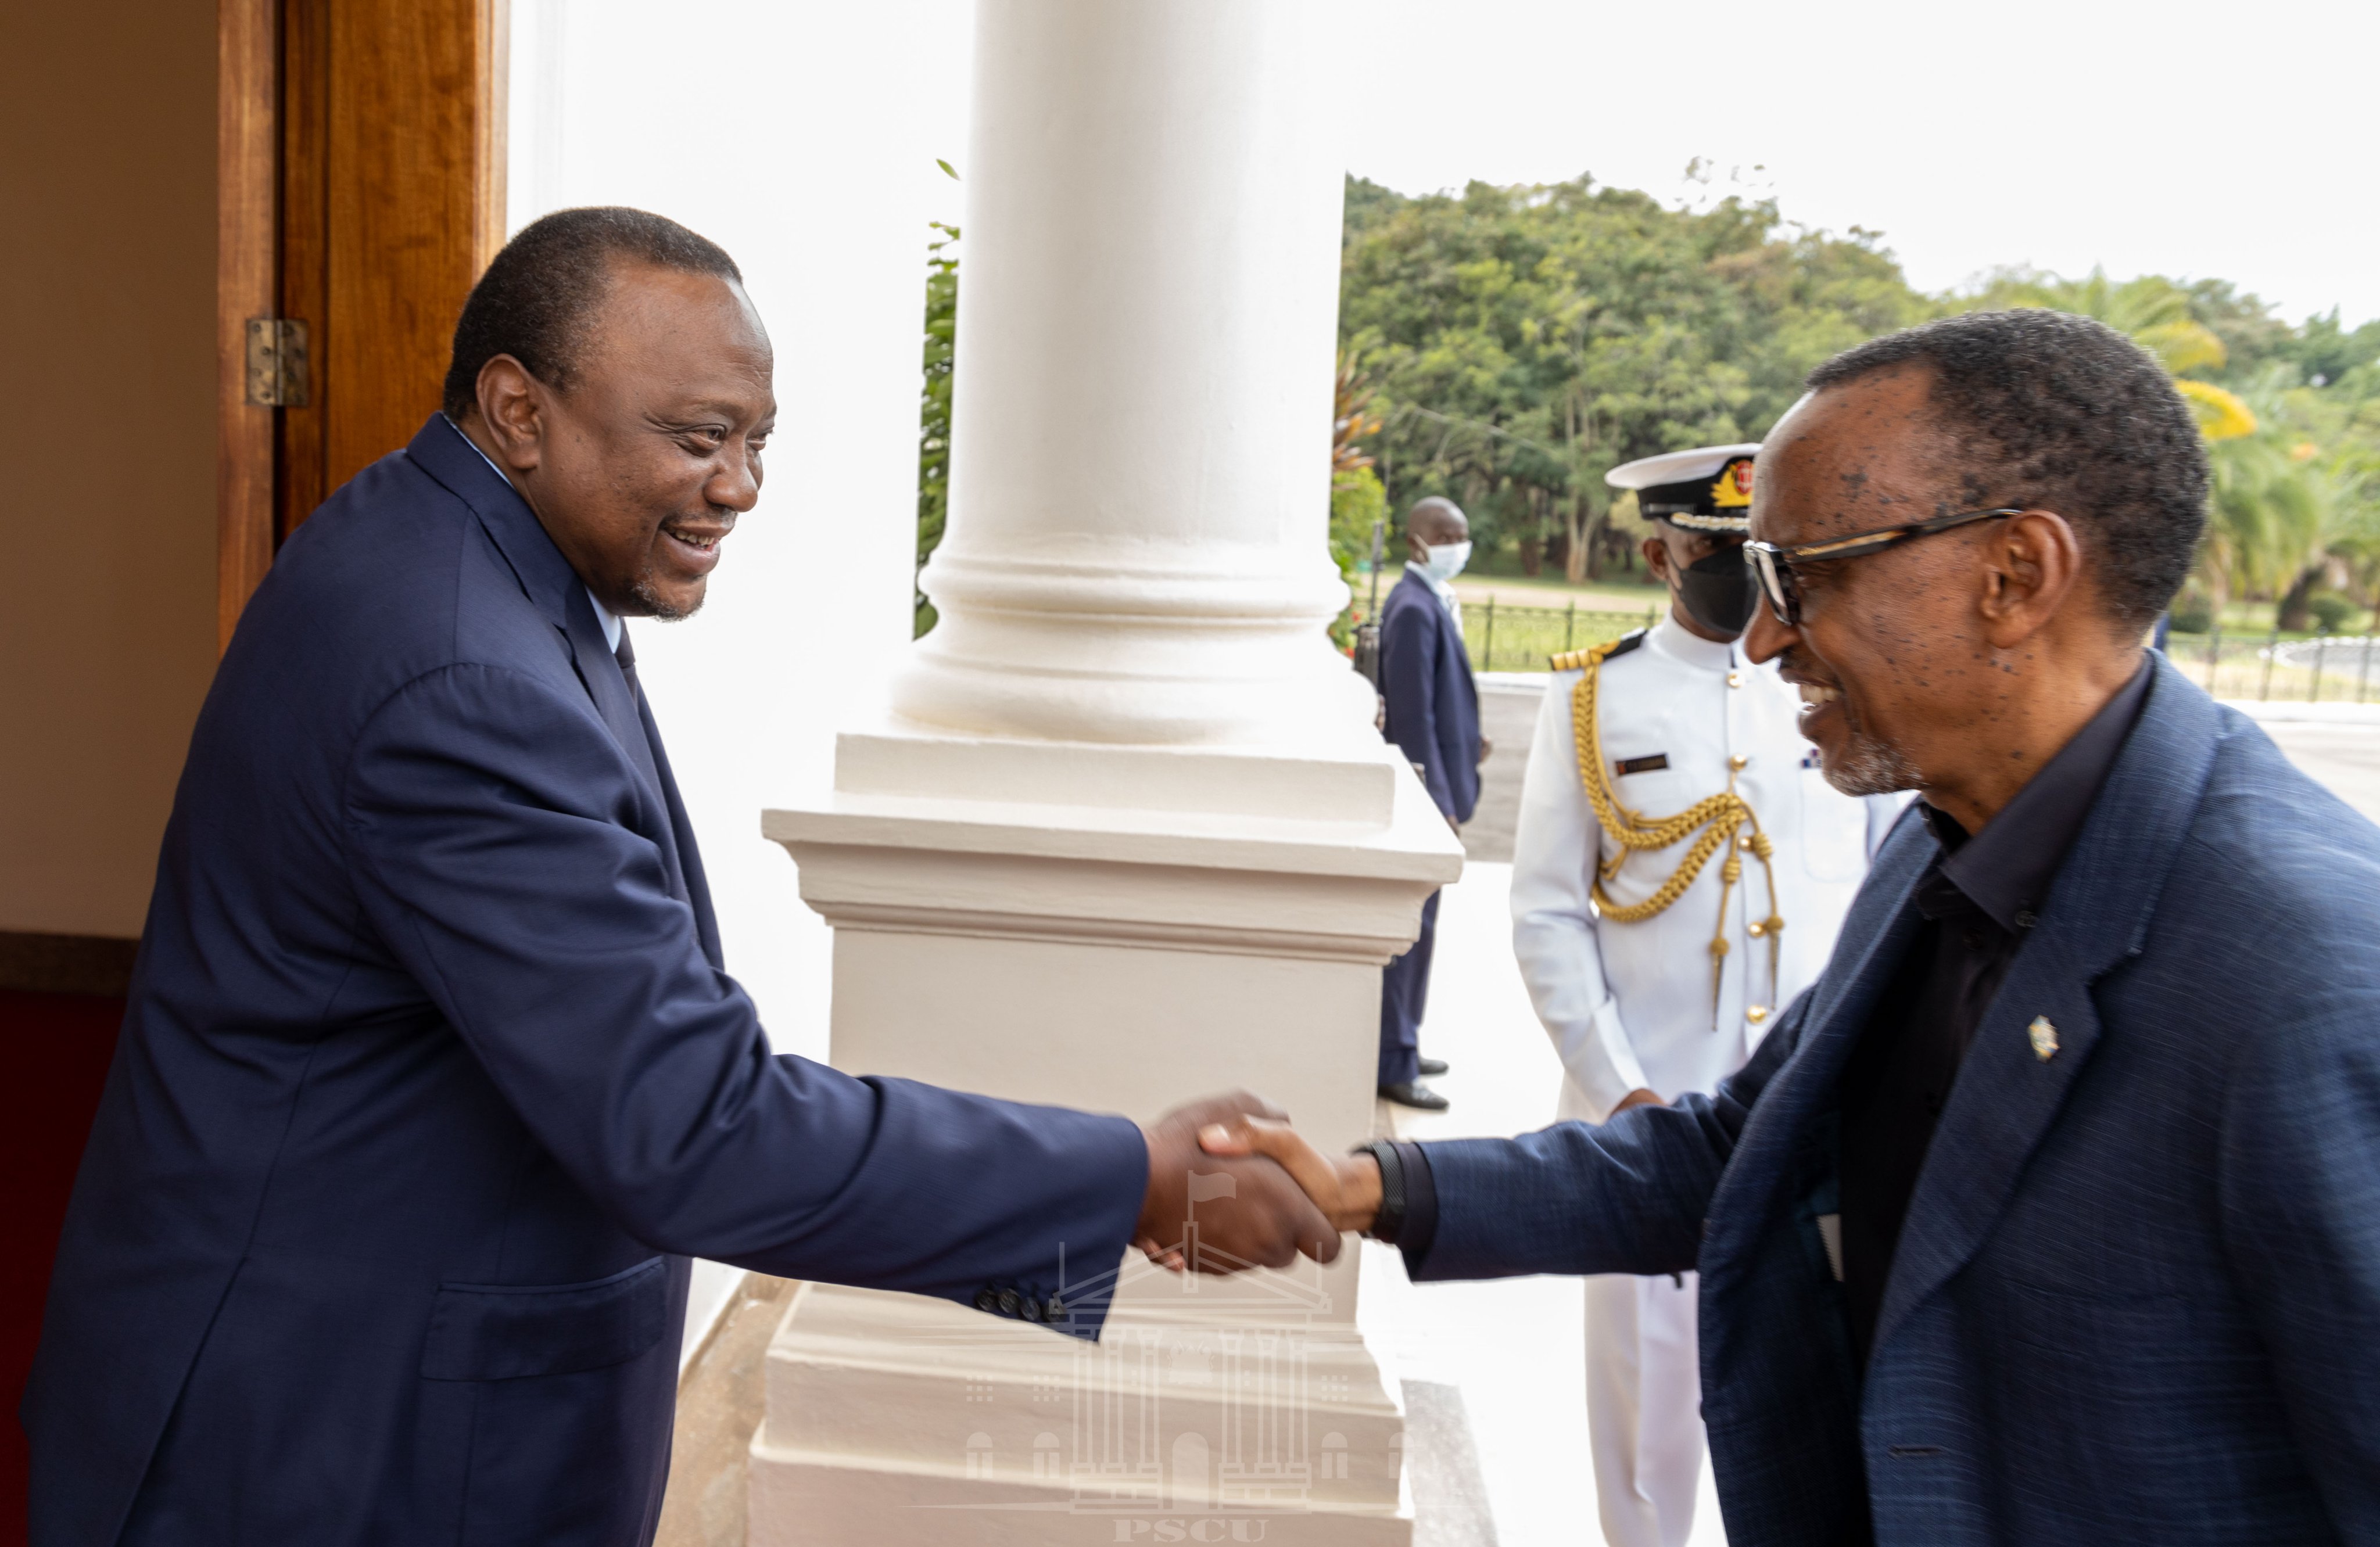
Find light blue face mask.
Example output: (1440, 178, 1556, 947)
(1418, 539, 1472, 583)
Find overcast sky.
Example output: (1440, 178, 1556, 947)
(1336, 0, 2379, 326)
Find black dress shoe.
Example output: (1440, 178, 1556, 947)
(1379, 1080, 1450, 1111)
(1417, 1057, 1449, 1076)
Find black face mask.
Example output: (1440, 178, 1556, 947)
(1675, 543, 1758, 637)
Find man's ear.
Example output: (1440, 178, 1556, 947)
(1977, 508, 2082, 649)
(1641, 533, 1673, 584)
(474, 354, 546, 473)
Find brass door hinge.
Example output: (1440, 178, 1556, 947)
(244, 318, 311, 407)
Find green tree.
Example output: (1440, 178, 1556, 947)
(1964, 268, 2380, 620)
(913, 220, 959, 638)
(1338, 174, 1935, 581)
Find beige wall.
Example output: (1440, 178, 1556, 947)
(0, 2, 219, 939)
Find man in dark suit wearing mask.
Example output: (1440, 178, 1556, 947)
(1375, 495, 1486, 1111)
(23, 207, 1334, 1547)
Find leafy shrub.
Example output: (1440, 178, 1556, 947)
(2308, 593, 2360, 635)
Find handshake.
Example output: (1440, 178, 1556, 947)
(1133, 1092, 1385, 1273)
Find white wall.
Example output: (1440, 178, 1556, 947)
(507, 0, 976, 1358)
(507, 0, 973, 1064)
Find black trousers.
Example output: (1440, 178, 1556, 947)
(1377, 888, 1440, 1086)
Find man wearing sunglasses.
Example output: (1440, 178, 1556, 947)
(1205, 308, 2380, 1542)
(1511, 443, 1902, 1547)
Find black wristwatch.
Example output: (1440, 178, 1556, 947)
(1352, 1139, 1406, 1244)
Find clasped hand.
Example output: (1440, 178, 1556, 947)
(1136, 1094, 1381, 1272)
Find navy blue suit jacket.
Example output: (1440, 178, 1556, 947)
(1411, 655, 2380, 1544)
(1379, 569, 1481, 823)
(24, 418, 1148, 1547)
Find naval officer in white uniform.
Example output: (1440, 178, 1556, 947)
(1510, 444, 1904, 1547)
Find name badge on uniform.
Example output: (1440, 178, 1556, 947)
(1800, 749, 1823, 769)
(1614, 753, 1669, 776)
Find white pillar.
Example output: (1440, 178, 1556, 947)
(751, 5, 1461, 1543)
(891, 0, 1378, 749)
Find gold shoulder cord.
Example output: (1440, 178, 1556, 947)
(1553, 640, 1784, 1027)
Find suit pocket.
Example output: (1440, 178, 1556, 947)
(421, 1257, 669, 1381)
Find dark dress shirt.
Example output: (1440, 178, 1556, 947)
(1837, 657, 2153, 1358)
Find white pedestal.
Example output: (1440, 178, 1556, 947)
(751, 728, 1460, 1544)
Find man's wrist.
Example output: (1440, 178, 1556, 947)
(1348, 1141, 1400, 1241)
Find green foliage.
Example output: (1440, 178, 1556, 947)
(1334, 174, 2380, 613)
(2308, 592, 2359, 634)
(2168, 588, 2216, 634)
(1328, 465, 1388, 649)
(1337, 174, 1937, 579)
(915, 221, 959, 638)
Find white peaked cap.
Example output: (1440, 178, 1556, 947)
(1604, 443, 1764, 491)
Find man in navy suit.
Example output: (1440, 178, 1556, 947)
(1210, 311, 2380, 1542)
(1376, 496, 1486, 1111)
(22, 209, 1335, 1547)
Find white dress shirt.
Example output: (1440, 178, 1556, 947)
(1510, 613, 1905, 1120)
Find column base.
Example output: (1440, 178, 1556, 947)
(757, 722, 1460, 1546)
(748, 1282, 1415, 1547)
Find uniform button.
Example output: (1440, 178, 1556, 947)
(997, 1288, 1022, 1317)
(1729, 753, 1749, 771)
(1738, 834, 1755, 850)
(1747, 921, 1765, 937)
(974, 1287, 999, 1313)
(1726, 672, 1743, 688)
(1745, 1004, 1769, 1023)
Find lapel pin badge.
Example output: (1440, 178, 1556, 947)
(2027, 1015, 2059, 1062)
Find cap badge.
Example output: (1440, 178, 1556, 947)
(1710, 458, 1754, 509)
(2027, 1015, 2059, 1062)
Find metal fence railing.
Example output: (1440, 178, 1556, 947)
(1461, 599, 1659, 674)
(2170, 630, 2380, 703)
(1454, 611, 2380, 702)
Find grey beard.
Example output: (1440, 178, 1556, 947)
(629, 570, 702, 622)
(1820, 722, 1923, 797)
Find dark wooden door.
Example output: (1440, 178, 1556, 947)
(217, 0, 504, 648)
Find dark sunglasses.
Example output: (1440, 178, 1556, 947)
(1743, 507, 2021, 626)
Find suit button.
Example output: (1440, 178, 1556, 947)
(998, 1288, 1022, 1318)
(1726, 672, 1743, 688)
(974, 1287, 999, 1313)
(1728, 753, 1748, 771)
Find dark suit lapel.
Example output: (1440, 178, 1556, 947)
(404, 415, 693, 906)
(638, 692, 722, 968)
(558, 594, 666, 798)
(1870, 658, 2227, 1352)
(1703, 816, 1933, 1273)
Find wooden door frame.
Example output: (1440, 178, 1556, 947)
(217, 0, 276, 654)
(214, 0, 507, 652)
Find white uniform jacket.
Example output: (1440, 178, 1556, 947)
(1511, 615, 1905, 1122)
